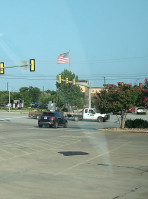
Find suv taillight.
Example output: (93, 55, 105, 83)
(38, 116, 41, 119)
(51, 116, 55, 120)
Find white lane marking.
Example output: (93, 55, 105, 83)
(0, 118, 11, 121)
(0, 115, 27, 121)
(54, 141, 130, 176)
(0, 138, 81, 162)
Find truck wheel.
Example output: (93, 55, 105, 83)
(98, 117, 103, 122)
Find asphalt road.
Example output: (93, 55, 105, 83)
(0, 112, 148, 199)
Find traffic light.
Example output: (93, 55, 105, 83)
(30, 59, 35, 71)
(59, 74, 61, 83)
(0, 62, 4, 74)
(72, 78, 76, 85)
(66, 77, 69, 84)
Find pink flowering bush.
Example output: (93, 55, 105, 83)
(96, 83, 143, 128)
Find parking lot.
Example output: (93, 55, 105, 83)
(0, 112, 148, 199)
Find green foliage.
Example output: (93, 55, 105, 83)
(19, 86, 41, 107)
(0, 91, 21, 105)
(56, 69, 84, 108)
(125, 119, 148, 128)
(0, 91, 9, 104)
(39, 92, 51, 108)
(0, 87, 58, 108)
(11, 92, 21, 100)
(95, 83, 143, 128)
(139, 78, 148, 108)
(96, 83, 142, 114)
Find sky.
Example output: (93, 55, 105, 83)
(0, 0, 148, 91)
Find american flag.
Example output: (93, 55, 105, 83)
(57, 52, 69, 64)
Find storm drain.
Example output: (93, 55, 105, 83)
(58, 151, 89, 156)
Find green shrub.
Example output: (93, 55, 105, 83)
(125, 119, 148, 128)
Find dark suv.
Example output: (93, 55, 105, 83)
(38, 111, 68, 128)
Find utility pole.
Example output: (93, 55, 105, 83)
(88, 81, 91, 109)
(7, 82, 8, 91)
(69, 50, 71, 71)
(9, 90, 10, 113)
(104, 77, 106, 86)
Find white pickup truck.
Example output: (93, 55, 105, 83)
(83, 108, 109, 122)
(64, 108, 110, 122)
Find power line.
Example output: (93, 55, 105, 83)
(1, 72, 147, 78)
(0, 75, 147, 82)
(36, 55, 148, 64)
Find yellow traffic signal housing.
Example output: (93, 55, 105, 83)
(30, 59, 35, 71)
(72, 78, 76, 85)
(59, 74, 62, 83)
(0, 62, 4, 74)
(66, 77, 69, 84)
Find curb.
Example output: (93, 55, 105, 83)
(99, 128, 148, 133)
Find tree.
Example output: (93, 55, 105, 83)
(19, 87, 31, 107)
(0, 91, 9, 104)
(11, 92, 21, 100)
(95, 83, 142, 128)
(19, 86, 41, 107)
(28, 86, 41, 103)
(39, 91, 51, 109)
(56, 69, 84, 109)
(140, 78, 148, 108)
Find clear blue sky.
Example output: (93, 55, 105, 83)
(0, 0, 148, 91)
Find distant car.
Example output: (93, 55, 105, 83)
(136, 107, 147, 114)
(128, 107, 136, 113)
(0, 104, 6, 109)
(38, 111, 68, 128)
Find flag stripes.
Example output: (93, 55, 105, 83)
(57, 52, 69, 64)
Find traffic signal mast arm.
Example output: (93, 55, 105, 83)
(59, 78, 74, 85)
(75, 81, 91, 88)
(0, 59, 35, 72)
(0, 64, 28, 69)
(58, 76, 90, 87)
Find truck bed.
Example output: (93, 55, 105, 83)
(63, 111, 83, 121)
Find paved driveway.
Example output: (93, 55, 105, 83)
(0, 112, 147, 199)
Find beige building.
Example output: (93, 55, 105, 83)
(78, 81, 104, 97)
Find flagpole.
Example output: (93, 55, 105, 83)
(69, 50, 70, 71)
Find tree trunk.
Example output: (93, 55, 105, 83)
(120, 111, 127, 129)
(116, 115, 121, 127)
